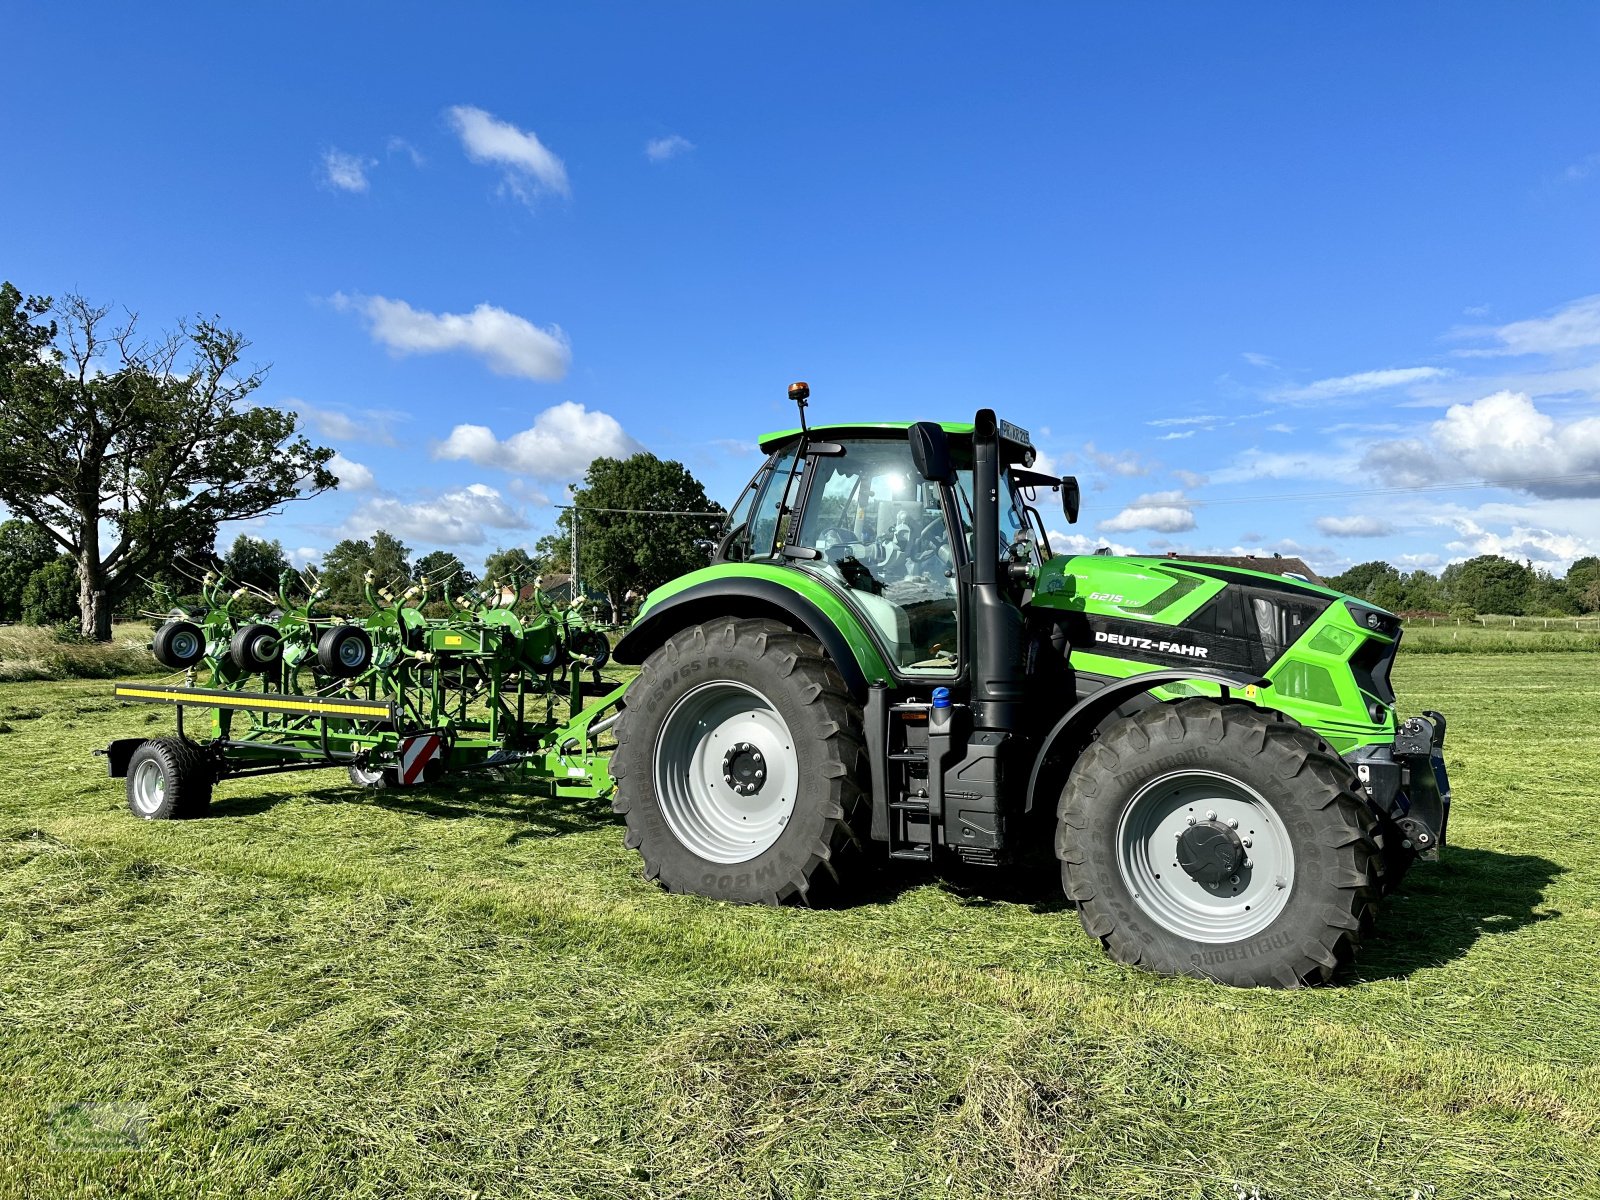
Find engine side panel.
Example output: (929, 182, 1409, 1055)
(1030, 556, 1399, 754)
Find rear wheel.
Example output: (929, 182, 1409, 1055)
(152, 620, 206, 670)
(317, 625, 373, 678)
(228, 623, 283, 674)
(611, 618, 869, 905)
(126, 738, 213, 820)
(1057, 698, 1379, 988)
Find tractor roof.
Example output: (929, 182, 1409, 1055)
(757, 421, 974, 454)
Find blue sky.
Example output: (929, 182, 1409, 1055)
(5, 3, 1600, 578)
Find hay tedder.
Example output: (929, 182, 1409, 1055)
(102, 569, 624, 816)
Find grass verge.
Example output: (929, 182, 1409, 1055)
(0, 623, 156, 682)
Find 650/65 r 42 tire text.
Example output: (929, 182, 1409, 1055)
(610, 618, 870, 905)
(1056, 698, 1380, 988)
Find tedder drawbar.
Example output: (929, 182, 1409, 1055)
(105, 381, 1455, 989)
(102, 569, 625, 813)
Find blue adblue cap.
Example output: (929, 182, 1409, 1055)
(931, 686, 951, 709)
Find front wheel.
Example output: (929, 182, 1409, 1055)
(1057, 699, 1380, 988)
(610, 618, 869, 905)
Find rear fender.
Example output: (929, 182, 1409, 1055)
(612, 571, 894, 700)
(1024, 669, 1270, 812)
(99, 738, 149, 779)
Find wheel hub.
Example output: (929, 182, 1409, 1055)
(1176, 819, 1245, 886)
(721, 741, 767, 796)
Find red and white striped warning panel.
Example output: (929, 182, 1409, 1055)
(398, 734, 442, 785)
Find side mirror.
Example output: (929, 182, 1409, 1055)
(1061, 476, 1081, 524)
(908, 422, 954, 483)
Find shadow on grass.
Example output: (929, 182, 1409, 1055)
(206, 774, 616, 842)
(1354, 846, 1565, 981)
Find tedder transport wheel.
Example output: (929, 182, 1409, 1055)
(347, 764, 399, 789)
(611, 618, 870, 905)
(126, 738, 213, 820)
(1056, 698, 1380, 988)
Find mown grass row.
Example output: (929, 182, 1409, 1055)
(1, 655, 1596, 1198)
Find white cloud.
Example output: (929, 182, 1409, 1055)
(346, 483, 528, 547)
(1315, 514, 1393, 538)
(1098, 491, 1197, 534)
(446, 105, 569, 203)
(1211, 448, 1359, 485)
(1157, 430, 1195, 441)
(284, 399, 401, 446)
(386, 136, 425, 166)
(1241, 352, 1276, 369)
(1455, 294, 1600, 357)
(330, 452, 375, 491)
(1046, 531, 1140, 557)
(1172, 469, 1208, 489)
(1265, 423, 1294, 434)
(1147, 414, 1223, 428)
(646, 135, 695, 162)
(1439, 515, 1599, 574)
(322, 148, 375, 193)
(333, 293, 571, 381)
(1084, 442, 1151, 477)
(1362, 390, 1600, 498)
(288, 546, 321, 568)
(436, 400, 642, 480)
(1564, 153, 1600, 182)
(1276, 366, 1449, 403)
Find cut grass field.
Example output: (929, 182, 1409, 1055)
(2, 654, 1597, 1199)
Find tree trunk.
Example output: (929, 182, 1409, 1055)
(75, 510, 113, 641)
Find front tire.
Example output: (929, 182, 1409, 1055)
(610, 618, 869, 905)
(1056, 699, 1379, 988)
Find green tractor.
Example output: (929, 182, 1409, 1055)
(609, 383, 1451, 987)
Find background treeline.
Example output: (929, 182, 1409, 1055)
(1324, 554, 1600, 619)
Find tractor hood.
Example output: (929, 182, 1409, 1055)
(1030, 554, 1351, 621)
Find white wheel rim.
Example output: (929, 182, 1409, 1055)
(653, 680, 799, 864)
(131, 759, 167, 815)
(1115, 768, 1296, 942)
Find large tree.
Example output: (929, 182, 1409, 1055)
(221, 534, 293, 594)
(1326, 560, 1404, 609)
(0, 283, 337, 638)
(1444, 554, 1535, 616)
(483, 546, 538, 586)
(566, 453, 725, 621)
(1567, 556, 1600, 613)
(413, 550, 476, 597)
(317, 530, 411, 611)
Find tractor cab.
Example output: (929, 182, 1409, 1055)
(716, 408, 1076, 681)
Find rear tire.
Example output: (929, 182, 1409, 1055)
(126, 738, 213, 820)
(152, 620, 206, 670)
(228, 623, 283, 674)
(1056, 698, 1379, 988)
(611, 618, 869, 905)
(317, 625, 373, 678)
